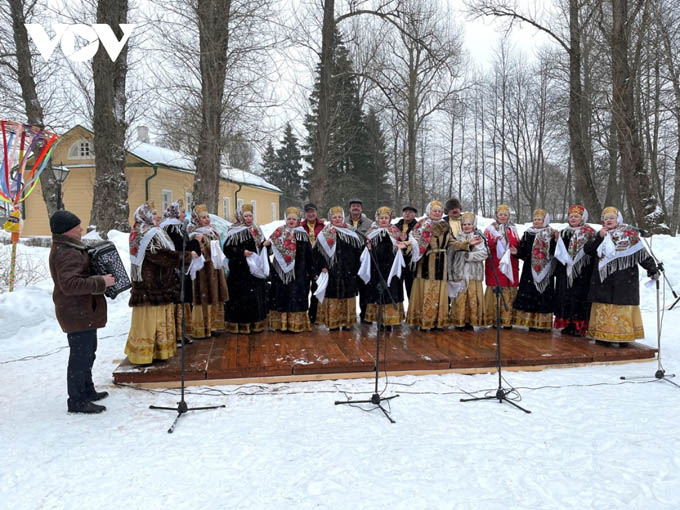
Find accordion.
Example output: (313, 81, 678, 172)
(87, 241, 132, 299)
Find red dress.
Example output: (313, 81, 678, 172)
(484, 225, 520, 287)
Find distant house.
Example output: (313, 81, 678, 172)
(21, 125, 281, 236)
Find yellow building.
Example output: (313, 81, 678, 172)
(20, 125, 281, 236)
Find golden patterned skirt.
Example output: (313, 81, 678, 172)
(316, 297, 357, 329)
(587, 303, 644, 342)
(174, 303, 192, 339)
(483, 286, 517, 327)
(190, 303, 225, 339)
(406, 278, 449, 330)
(125, 304, 176, 365)
(514, 310, 553, 330)
(366, 302, 404, 326)
(449, 280, 485, 327)
(225, 319, 267, 334)
(268, 311, 312, 332)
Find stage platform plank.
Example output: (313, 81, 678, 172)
(112, 323, 658, 386)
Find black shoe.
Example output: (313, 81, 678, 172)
(464, 324, 474, 331)
(68, 401, 106, 414)
(561, 324, 576, 336)
(455, 326, 466, 331)
(87, 391, 109, 402)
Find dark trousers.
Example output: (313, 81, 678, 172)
(359, 282, 368, 321)
(66, 329, 98, 405)
(404, 271, 414, 299)
(309, 281, 319, 324)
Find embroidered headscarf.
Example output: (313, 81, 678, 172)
(484, 204, 518, 249)
(316, 206, 362, 267)
(160, 199, 185, 232)
(223, 203, 264, 248)
(129, 202, 174, 281)
(268, 207, 309, 283)
(596, 206, 647, 282)
(555, 205, 596, 287)
(525, 208, 557, 293)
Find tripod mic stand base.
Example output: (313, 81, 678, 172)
(335, 394, 399, 423)
(460, 388, 531, 414)
(620, 370, 679, 388)
(150, 402, 226, 433)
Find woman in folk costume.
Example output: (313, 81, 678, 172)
(125, 202, 197, 364)
(187, 204, 229, 338)
(448, 212, 488, 330)
(483, 204, 520, 328)
(223, 203, 269, 334)
(406, 200, 479, 330)
(553, 205, 597, 336)
(268, 207, 315, 332)
(584, 207, 657, 344)
(359, 206, 408, 328)
(314, 206, 363, 330)
(512, 209, 558, 331)
(161, 199, 194, 346)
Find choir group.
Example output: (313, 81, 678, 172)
(123, 198, 659, 366)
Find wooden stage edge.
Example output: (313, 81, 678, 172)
(120, 358, 655, 390)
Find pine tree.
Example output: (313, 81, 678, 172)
(275, 123, 303, 216)
(305, 28, 369, 211)
(362, 108, 393, 215)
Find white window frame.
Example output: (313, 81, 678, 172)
(251, 200, 257, 223)
(223, 197, 231, 220)
(271, 202, 277, 222)
(185, 191, 193, 210)
(67, 140, 94, 160)
(237, 198, 243, 212)
(161, 189, 173, 212)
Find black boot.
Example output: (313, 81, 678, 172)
(68, 401, 106, 414)
(86, 391, 109, 402)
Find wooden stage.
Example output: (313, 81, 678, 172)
(112, 324, 658, 387)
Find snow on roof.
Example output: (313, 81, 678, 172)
(128, 141, 281, 193)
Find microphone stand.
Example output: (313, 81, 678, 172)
(335, 230, 400, 423)
(461, 230, 531, 413)
(150, 223, 225, 433)
(620, 235, 678, 388)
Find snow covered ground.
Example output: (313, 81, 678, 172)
(1, 222, 680, 509)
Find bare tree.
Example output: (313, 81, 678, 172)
(610, 0, 669, 233)
(89, 0, 130, 233)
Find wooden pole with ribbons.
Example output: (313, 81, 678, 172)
(1, 121, 59, 291)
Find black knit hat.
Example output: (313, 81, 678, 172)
(304, 203, 317, 212)
(348, 198, 363, 206)
(445, 198, 462, 212)
(50, 210, 81, 234)
(402, 205, 417, 214)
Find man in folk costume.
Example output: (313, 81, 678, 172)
(445, 198, 463, 237)
(348, 198, 372, 321)
(359, 206, 409, 328)
(125, 203, 197, 364)
(300, 203, 325, 323)
(161, 199, 194, 346)
(187, 204, 229, 338)
(223, 203, 269, 333)
(49, 210, 115, 414)
(584, 207, 658, 345)
(268, 207, 315, 332)
(314, 206, 364, 330)
(406, 200, 480, 330)
(395, 205, 418, 298)
(483, 204, 520, 328)
(512, 209, 558, 331)
(553, 205, 597, 336)
(448, 212, 488, 330)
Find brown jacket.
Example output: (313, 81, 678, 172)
(129, 249, 193, 307)
(49, 234, 107, 333)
